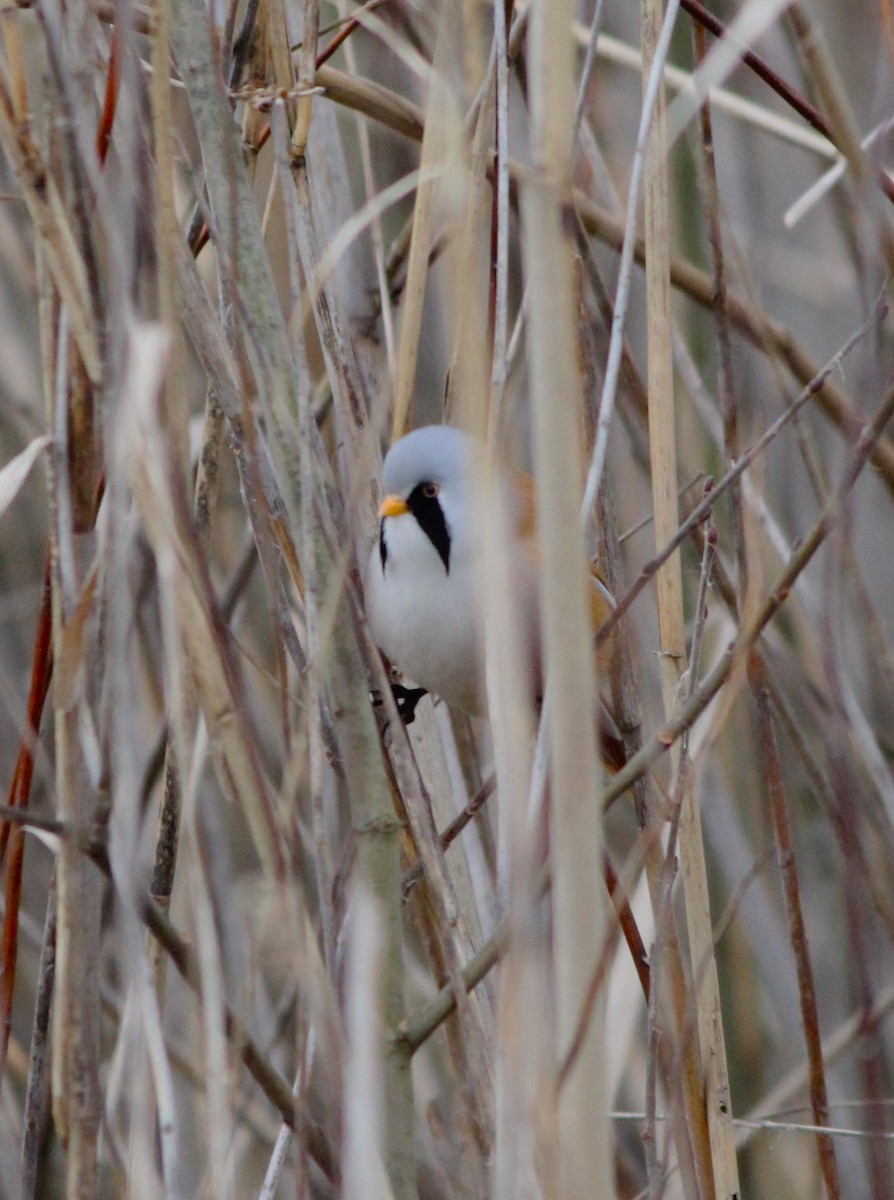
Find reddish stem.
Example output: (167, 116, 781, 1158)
(96, 19, 122, 165)
(0, 554, 53, 1085)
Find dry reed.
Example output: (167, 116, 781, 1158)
(0, 2, 892, 1198)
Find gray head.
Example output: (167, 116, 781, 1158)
(381, 425, 479, 497)
(379, 426, 483, 575)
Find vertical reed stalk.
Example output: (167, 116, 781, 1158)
(523, 1, 613, 1196)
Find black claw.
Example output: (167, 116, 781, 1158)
(393, 683, 428, 724)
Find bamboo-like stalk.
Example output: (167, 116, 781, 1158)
(681, 18, 744, 1200)
(486, 9, 548, 1198)
(522, 2, 613, 1197)
(638, 4, 726, 1198)
(390, 8, 450, 442)
(342, 897, 394, 1200)
(292, 0, 320, 158)
(166, 20, 418, 1199)
(146, 0, 211, 1024)
(284, 149, 419, 1200)
(0, 101, 100, 382)
(285, 32, 425, 1200)
(640, 0, 683, 740)
(46, 320, 102, 1198)
(20, 872, 56, 1200)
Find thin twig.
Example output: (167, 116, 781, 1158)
(403, 364, 894, 1044)
(581, 0, 682, 521)
(748, 652, 841, 1198)
(599, 372, 894, 816)
(595, 300, 886, 649)
(20, 872, 56, 1200)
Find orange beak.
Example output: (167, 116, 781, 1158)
(379, 494, 410, 519)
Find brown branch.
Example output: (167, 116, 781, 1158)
(315, 0, 391, 68)
(681, 0, 894, 206)
(748, 651, 841, 1199)
(95, 18, 121, 164)
(681, 1, 824, 131)
(401, 774, 495, 896)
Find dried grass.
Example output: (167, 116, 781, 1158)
(0, 1, 893, 1198)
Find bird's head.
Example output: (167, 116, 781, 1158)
(377, 426, 483, 576)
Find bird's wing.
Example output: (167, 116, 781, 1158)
(589, 564, 627, 772)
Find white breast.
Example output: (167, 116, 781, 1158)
(364, 512, 486, 714)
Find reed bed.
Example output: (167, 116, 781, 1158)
(0, 1, 892, 1197)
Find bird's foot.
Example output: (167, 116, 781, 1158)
(371, 681, 429, 725)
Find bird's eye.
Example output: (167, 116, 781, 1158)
(422, 482, 439, 499)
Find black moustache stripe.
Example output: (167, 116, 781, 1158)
(379, 518, 388, 572)
(408, 483, 451, 573)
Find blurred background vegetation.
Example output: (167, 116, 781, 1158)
(0, 0, 892, 1197)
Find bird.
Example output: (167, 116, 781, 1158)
(364, 425, 625, 768)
